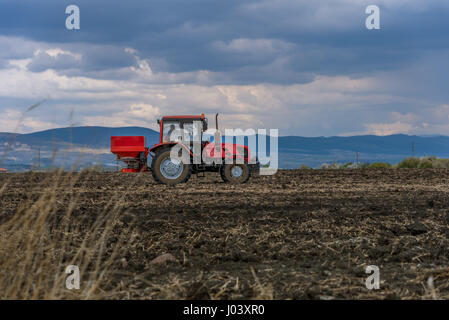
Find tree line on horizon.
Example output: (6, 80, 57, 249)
(295, 156, 449, 170)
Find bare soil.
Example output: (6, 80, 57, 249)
(1, 169, 449, 299)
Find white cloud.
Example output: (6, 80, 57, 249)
(212, 38, 293, 54)
(343, 104, 449, 136)
(0, 109, 55, 133)
(38, 48, 82, 60)
(362, 121, 416, 136)
(0, 54, 415, 135)
(83, 103, 161, 129)
(0, 26, 448, 137)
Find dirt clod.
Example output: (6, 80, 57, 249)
(150, 253, 178, 265)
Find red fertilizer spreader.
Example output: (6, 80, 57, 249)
(110, 136, 149, 173)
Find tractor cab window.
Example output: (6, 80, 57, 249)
(182, 121, 204, 143)
(182, 123, 195, 142)
(163, 122, 181, 142)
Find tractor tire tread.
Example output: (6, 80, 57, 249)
(151, 148, 191, 185)
(220, 162, 251, 184)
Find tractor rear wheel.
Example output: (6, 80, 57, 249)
(220, 162, 250, 184)
(151, 149, 191, 185)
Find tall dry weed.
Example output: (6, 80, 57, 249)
(0, 169, 140, 299)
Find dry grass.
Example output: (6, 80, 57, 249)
(0, 169, 137, 299)
(0, 169, 277, 300)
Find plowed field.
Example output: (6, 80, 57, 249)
(1, 169, 449, 299)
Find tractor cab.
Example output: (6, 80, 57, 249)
(158, 115, 208, 144)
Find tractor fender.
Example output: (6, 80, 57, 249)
(203, 143, 249, 162)
(221, 143, 249, 162)
(150, 142, 193, 157)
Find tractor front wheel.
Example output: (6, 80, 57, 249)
(151, 149, 191, 185)
(220, 162, 250, 184)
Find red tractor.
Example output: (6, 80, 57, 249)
(111, 114, 259, 185)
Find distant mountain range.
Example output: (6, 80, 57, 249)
(2, 126, 449, 171)
(0, 126, 160, 148)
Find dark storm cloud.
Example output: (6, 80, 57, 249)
(26, 44, 139, 73)
(27, 51, 79, 72)
(1, 0, 449, 83)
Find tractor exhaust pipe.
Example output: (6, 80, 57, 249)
(214, 113, 221, 152)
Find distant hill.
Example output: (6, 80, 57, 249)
(0, 126, 160, 171)
(277, 134, 449, 168)
(0, 126, 160, 148)
(1, 126, 449, 171)
(279, 134, 449, 155)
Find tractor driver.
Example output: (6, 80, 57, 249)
(164, 124, 176, 142)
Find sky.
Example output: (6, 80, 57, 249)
(0, 0, 448, 136)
